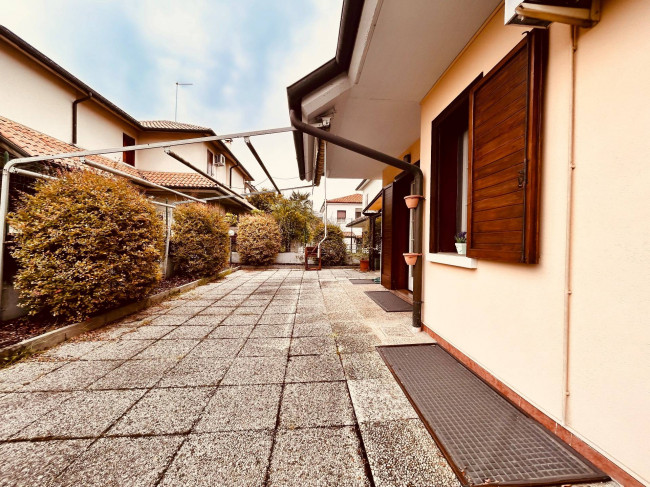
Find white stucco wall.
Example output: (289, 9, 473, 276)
(419, 2, 650, 483)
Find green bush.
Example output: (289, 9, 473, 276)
(314, 223, 347, 266)
(8, 171, 165, 322)
(237, 213, 281, 265)
(171, 203, 230, 278)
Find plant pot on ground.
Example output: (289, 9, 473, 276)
(359, 258, 369, 272)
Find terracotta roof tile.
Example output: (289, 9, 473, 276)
(139, 120, 212, 132)
(139, 170, 218, 189)
(0, 115, 141, 178)
(326, 193, 363, 204)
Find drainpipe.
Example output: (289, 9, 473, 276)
(318, 142, 328, 258)
(290, 110, 424, 330)
(228, 159, 239, 188)
(72, 93, 92, 145)
(562, 25, 579, 426)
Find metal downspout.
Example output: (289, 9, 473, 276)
(318, 141, 328, 258)
(72, 93, 92, 145)
(290, 110, 424, 329)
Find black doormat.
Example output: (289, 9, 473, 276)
(364, 291, 412, 312)
(376, 344, 610, 487)
(349, 279, 376, 284)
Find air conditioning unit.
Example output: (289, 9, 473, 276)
(215, 154, 226, 166)
(505, 0, 600, 28)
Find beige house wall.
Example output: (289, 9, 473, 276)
(419, 1, 649, 482)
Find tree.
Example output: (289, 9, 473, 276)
(313, 223, 347, 266)
(246, 189, 282, 213)
(271, 191, 316, 251)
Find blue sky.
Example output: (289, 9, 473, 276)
(1, 0, 359, 204)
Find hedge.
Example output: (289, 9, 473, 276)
(8, 171, 165, 322)
(314, 223, 347, 266)
(171, 203, 230, 277)
(237, 213, 281, 265)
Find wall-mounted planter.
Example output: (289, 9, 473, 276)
(404, 195, 424, 209)
(403, 253, 421, 266)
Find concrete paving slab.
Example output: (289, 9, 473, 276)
(258, 313, 295, 325)
(57, 435, 183, 487)
(0, 391, 72, 440)
(185, 338, 245, 358)
(0, 439, 92, 487)
(280, 382, 355, 428)
(157, 355, 232, 388)
(194, 384, 281, 432)
(81, 339, 154, 360)
(181, 314, 226, 326)
(341, 352, 394, 380)
(149, 314, 191, 326)
(285, 355, 345, 383)
(166, 305, 205, 315)
(292, 322, 333, 338)
(0, 362, 64, 392)
(159, 431, 272, 487)
(232, 305, 266, 315)
(23, 360, 120, 391)
(118, 326, 175, 340)
(221, 356, 287, 385)
(348, 379, 418, 423)
(219, 314, 259, 326)
(16, 389, 145, 439)
(269, 427, 370, 487)
(161, 325, 214, 340)
(134, 339, 199, 360)
(41, 340, 104, 360)
(196, 306, 235, 316)
(90, 359, 178, 390)
(290, 336, 338, 356)
(108, 387, 214, 435)
(359, 419, 461, 487)
(239, 337, 290, 357)
(249, 324, 293, 338)
(336, 333, 382, 354)
(208, 325, 254, 338)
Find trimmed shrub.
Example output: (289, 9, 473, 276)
(314, 223, 347, 266)
(171, 203, 230, 278)
(237, 213, 281, 266)
(8, 171, 165, 322)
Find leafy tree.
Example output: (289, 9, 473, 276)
(246, 189, 282, 213)
(272, 191, 316, 251)
(313, 223, 347, 266)
(171, 203, 230, 278)
(8, 171, 164, 322)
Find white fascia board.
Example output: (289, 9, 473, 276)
(348, 0, 383, 85)
(301, 73, 351, 121)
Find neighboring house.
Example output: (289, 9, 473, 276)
(288, 1, 649, 486)
(319, 193, 363, 252)
(347, 178, 383, 268)
(0, 25, 254, 213)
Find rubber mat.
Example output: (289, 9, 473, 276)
(376, 344, 610, 487)
(349, 279, 376, 284)
(364, 291, 412, 312)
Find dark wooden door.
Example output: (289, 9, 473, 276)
(391, 174, 411, 290)
(381, 184, 393, 288)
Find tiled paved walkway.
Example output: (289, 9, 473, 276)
(0, 269, 619, 487)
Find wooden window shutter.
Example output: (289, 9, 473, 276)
(467, 30, 546, 264)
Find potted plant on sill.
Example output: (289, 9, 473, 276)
(455, 232, 467, 255)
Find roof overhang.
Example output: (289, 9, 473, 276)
(288, 0, 501, 183)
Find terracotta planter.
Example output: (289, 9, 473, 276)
(404, 195, 424, 209)
(359, 259, 369, 272)
(403, 253, 421, 266)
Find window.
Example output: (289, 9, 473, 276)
(430, 30, 546, 264)
(337, 210, 346, 222)
(355, 208, 362, 219)
(207, 150, 215, 176)
(123, 134, 135, 166)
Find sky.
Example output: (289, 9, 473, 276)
(0, 0, 362, 209)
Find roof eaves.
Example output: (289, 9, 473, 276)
(286, 0, 365, 182)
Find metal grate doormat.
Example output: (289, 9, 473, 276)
(364, 291, 412, 312)
(349, 279, 377, 284)
(376, 344, 610, 487)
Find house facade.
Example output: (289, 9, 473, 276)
(0, 25, 254, 213)
(288, 1, 649, 486)
(319, 193, 363, 252)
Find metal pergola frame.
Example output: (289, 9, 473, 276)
(0, 126, 297, 313)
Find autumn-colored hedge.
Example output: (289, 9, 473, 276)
(237, 213, 281, 265)
(8, 171, 165, 322)
(171, 203, 230, 277)
(314, 223, 347, 266)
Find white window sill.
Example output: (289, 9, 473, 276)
(426, 252, 478, 269)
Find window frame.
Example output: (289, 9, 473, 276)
(122, 133, 135, 166)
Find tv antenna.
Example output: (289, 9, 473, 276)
(174, 82, 193, 121)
